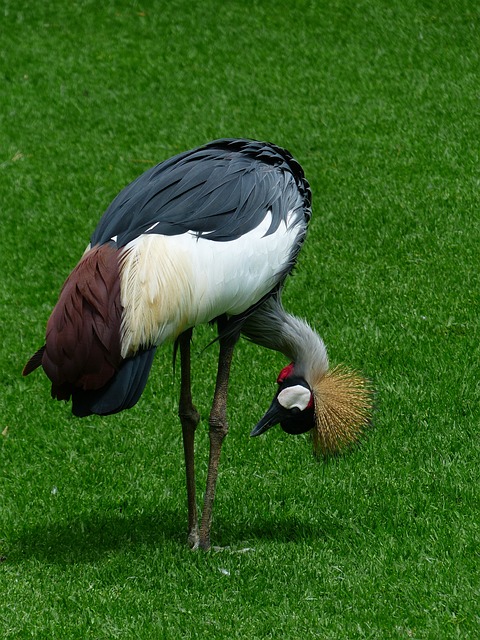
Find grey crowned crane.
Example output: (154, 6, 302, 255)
(24, 138, 372, 550)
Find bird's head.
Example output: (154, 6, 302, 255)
(251, 362, 315, 437)
(251, 361, 374, 457)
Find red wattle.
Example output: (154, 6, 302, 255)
(277, 362, 295, 383)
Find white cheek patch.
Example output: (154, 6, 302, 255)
(277, 385, 311, 411)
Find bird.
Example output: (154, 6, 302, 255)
(23, 138, 372, 550)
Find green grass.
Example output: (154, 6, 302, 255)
(1, 0, 479, 637)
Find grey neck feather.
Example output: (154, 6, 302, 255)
(241, 292, 329, 384)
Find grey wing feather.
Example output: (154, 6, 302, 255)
(71, 347, 157, 416)
(90, 139, 311, 247)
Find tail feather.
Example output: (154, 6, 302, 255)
(71, 347, 157, 417)
(23, 346, 46, 376)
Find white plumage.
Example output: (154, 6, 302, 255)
(119, 208, 302, 352)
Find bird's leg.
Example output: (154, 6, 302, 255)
(198, 326, 238, 551)
(178, 329, 201, 549)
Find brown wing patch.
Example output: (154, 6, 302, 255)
(41, 244, 123, 400)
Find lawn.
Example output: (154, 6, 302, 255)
(1, 0, 479, 637)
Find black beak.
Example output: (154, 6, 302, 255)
(250, 399, 284, 437)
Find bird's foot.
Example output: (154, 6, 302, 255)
(187, 524, 211, 551)
(188, 532, 211, 552)
(198, 536, 211, 552)
(187, 526, 200, 550)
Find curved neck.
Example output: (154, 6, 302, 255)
(241, 292, 329, 386)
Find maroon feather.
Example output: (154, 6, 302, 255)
(27, 244, 124, 401)
(23, 346, 46, 376)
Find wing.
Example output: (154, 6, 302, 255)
(90, 139, 312, 247)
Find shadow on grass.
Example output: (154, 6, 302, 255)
(219, 513, 339, 549)
(11, 508, 186, 565)
(10, 508, 337, 564)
